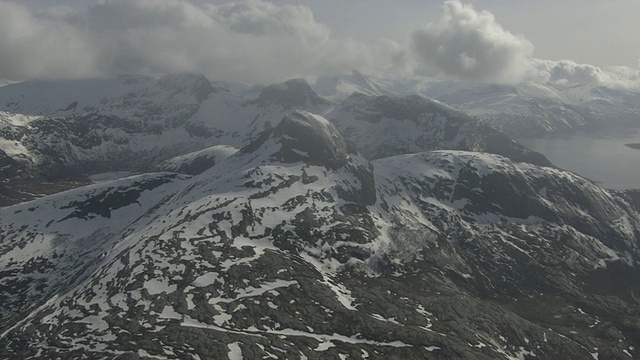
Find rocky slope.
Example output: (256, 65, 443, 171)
(1, 112, 638, 359)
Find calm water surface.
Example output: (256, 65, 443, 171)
(517, 129, 640, 190)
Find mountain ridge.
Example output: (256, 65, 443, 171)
(313, 72, 640, 137)
(0, 74, 551, 206)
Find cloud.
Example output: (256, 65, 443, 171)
(0, 0, 406, 83)
(411, 0, 534, 84)
(531, 59, 640, 89)
(0, 1, 97, 80)
(1, 0, 637, 90)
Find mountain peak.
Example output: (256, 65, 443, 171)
(349, 69, 379, 91)
(156, 73, 216, 102)
(269, 111, 352, 168)
(235, 110, 354, 170)
(253, 78, 330, 109)
(341, 92, 462, 124)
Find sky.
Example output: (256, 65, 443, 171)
(1, 0, 639, 88)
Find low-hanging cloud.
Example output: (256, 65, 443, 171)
(411, 0, 534, 84)
(0, 0, 406, 83)
(0, 1, 97, 80)
(532, 59, 640, 89)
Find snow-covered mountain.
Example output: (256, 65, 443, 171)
(1, 112, 639, 359)
(326, 92, 550, 165)
(313, 70, 393, 102)
(0, 74, 224, 202)
(313, 72, 640, 137)
(426, 81, 640, 137)
(0, 74, 548, 206)
(183, 78, 332, 147)
(0, 75, 156, 116)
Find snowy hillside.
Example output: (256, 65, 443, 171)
(154, 145, 238, 175)
(1, 112, 639, 359)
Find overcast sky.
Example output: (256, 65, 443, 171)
(1, 0, 639, 87)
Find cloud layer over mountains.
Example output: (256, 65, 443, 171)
(0, 0, 404, 83)
(0, 0, 638, 89)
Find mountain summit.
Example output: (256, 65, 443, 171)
(252, 78, 330, 109)
(272, 111, 351, 168)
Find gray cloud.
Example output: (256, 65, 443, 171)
(207, 1, 327, 39)
(1, 0, 638, 90)
(0, 1, 97, 80)
(411, 0, 534, 84)
(0, 0, 406, 83)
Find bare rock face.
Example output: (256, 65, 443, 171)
(252, 78, 331, 110)
(273, 111, 351, 168)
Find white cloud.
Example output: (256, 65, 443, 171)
(409, 1, 640, 90)
(411, 0, 534, 84)
(0, 0, 406, 83)
(531, 59, 640, 89)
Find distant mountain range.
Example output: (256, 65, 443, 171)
(314, 70, 640, 137)
(0, 74, 547, 206)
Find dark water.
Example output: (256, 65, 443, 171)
(517, 129, 640, 190)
